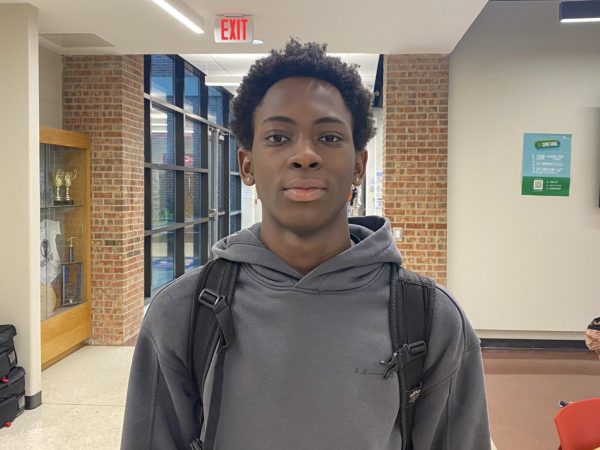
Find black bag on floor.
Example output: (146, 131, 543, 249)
(0, 366, 26, 429)
(0, 325, 17, 379)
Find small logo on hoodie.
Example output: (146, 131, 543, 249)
(353, 367, 385, 377)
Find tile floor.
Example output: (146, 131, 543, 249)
(484, 349, 600, 450)
(0, 344, 509, 450)
(0, 346, 134, 450)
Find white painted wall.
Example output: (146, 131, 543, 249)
(448, 1, 600, 338)
(0, 4, 42, 399)
(39, 46, 62, 128)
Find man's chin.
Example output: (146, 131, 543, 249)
(274, 210, 346, 236)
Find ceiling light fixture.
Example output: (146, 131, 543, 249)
(205, 82, 240, 87)
(559, 0, 600, 23)
(252, 39, 264, 45)
(152, 0, 205, 33)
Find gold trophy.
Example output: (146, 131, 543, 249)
(64, 169, 77, 204)
(67, 236, 77, 262)
(53, 169, 64, 204)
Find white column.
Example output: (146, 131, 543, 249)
(0, 3, 41, 406)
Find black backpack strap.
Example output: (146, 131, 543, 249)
(188, 258, 240, 450)
(381, 264, 435, 450)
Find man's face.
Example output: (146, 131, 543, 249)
(238, 76, 367, 235)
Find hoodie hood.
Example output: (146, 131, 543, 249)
(212, 215, 402, 292)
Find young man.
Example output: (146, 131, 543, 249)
(121, 40, 491, 450)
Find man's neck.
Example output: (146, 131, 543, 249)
(259, 218, 352, 276)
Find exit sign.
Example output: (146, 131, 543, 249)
(214, 16, 253, 43)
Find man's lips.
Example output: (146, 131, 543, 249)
(283, 179, 327, 190)
(282, 180, 327, 202)
(282, 188, 326, 202)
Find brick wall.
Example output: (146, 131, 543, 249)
(63, 55, 145, 344)
(383, 55, 449, 286)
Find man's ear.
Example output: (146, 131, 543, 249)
(353, 150, 368, 185)
(238, 148, 254, 186)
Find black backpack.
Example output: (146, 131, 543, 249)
(0, 324, 26, 429)
(189, 259, 435, 450)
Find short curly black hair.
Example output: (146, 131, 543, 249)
(230, 39, 375, 151)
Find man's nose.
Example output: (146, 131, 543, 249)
(288, 137, 322, 169)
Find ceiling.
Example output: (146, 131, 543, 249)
(182, 53, 381, 94)
(7, 0, 489, 92)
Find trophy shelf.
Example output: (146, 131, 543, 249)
(43, 204, 84, 209)
(40, 126, 91, 368)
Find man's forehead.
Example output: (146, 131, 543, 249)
(263, 76, 340, 98)
(253, 76, 351, 121)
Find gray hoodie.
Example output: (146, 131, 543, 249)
(121, 216, 490, 450)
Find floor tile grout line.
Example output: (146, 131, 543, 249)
(40, 401, 126, 407)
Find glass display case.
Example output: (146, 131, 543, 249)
(40, 127, 91, 368)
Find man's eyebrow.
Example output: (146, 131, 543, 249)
(314, 116, 346, 126)
(260, 116, 296, 125)
(259, 116, 347, 126)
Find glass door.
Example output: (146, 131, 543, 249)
(208, 127, 228, 257)
(217, 131, 228, 239)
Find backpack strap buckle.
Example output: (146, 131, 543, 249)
(197, 288, 234, 348)
(198, 289, 224, 310)
(404, 340, 427, 361)
(379, 340, 427, 379)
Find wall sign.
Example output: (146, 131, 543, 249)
(521, 133, 572, 196)
(214, 16, 253, 43)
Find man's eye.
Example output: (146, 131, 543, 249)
(266, 134, 289, 144)
(319, 135, 341, 143)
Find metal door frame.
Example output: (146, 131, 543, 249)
(207, 127, 228, 258)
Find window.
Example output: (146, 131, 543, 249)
(208, 86, 227, 126)
(151, 232, 175, 291)
(229, 136, 242, 232)
(144, 55, 240, 297)
(150, 55, 175, 104)
(184, 118, 203, 168)
(150, 106, 175, 165)
(151, 169, 175, 228)
(184, 67, 201, 115)
(184, 224, 202, 271)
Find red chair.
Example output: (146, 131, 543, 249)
(554, 398, 600, 450)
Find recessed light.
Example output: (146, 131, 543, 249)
(205, 82, 240, 87)
(252, 39, 264, 45)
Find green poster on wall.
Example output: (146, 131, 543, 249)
(521, 133, 572, 196)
